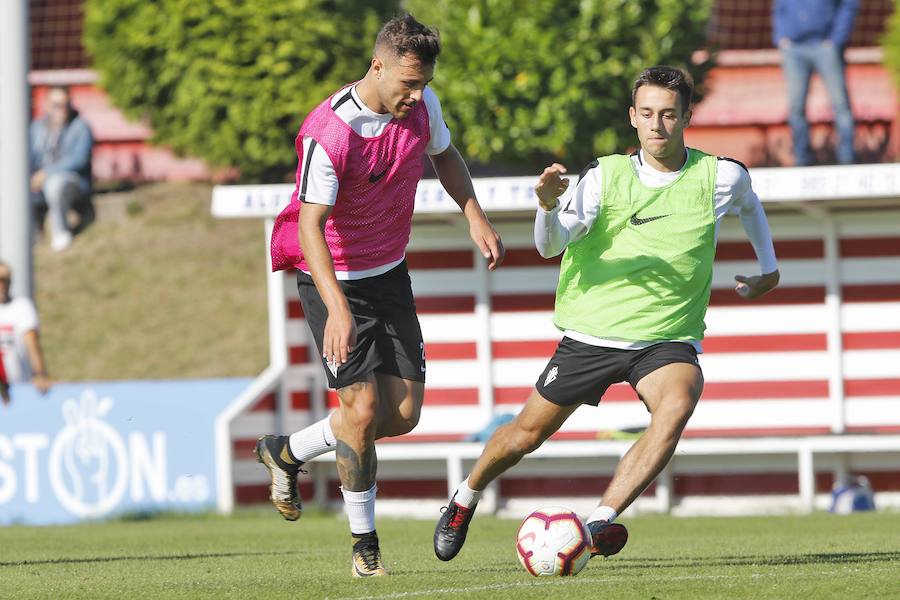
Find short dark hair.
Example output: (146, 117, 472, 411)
(375, 14, 441, 65)
(632, 66, 693, 113)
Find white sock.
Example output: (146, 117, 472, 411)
(453, 477, 482, 508)
(587, 505, 618, 524)
(289, 415, 336, 463)
(342, 484, 377, 535)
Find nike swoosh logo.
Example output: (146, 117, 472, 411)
(630, 213, 670, 226)
(368, 161, 394, 184)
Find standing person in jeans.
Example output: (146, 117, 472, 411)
(29, 85, 94, 251)
(259, 14, 505, 578)
(773, 0, 859, 166)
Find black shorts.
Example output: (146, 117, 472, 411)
(535, 338, 701, 407)
(297, 261, 425, 389)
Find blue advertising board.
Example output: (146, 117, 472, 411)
(0, 379, 249, 525)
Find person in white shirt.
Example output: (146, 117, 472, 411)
(0, 261, 51, 403)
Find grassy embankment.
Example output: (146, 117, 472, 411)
(33, 183, 269, 382)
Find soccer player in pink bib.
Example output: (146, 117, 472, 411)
(260, 14, 505, 577)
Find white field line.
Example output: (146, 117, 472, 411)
(325, 565, 896, 600)
(325, 574, 742, 600)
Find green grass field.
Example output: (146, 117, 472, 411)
(1, 508, 898, 599)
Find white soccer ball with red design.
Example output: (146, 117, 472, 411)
(515, 507, 591, 576)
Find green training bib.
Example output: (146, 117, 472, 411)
(553, 150, 717, 342)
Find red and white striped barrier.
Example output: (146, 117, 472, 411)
(214, 163, 900, 513)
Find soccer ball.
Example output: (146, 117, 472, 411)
(515, 507, 591, 576)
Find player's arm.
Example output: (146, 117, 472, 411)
(22, 329, 50, 394)
(725, 163, 780, 300)
(298, 201, 356, 367)
(830, 0, 859, 47)
(430, 144, 505, 270)
(295, 137, 354, 367)
(423, 88, 503, 270)
(533, 162, 600, 258)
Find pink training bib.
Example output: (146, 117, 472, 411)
(271, 87, 431, 273)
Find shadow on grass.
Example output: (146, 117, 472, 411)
(0, 549, 293, 568)
(9, 550, 896, 575)
(397, 551, 900, 577)
(615, 551, 900, 570)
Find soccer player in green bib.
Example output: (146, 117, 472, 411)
(434, 66, 780, 561)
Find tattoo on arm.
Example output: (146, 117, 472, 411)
(335, 440, 377, 491)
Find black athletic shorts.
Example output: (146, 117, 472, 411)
(296, 260, 425, 389)
(535, 337, 701, 407)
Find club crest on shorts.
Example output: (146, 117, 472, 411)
(544, 365, 559, 387)
(327, 358, 339, 378)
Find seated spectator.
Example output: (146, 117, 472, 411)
(29, 85, 94, 251)
(0, 260, 51, 402)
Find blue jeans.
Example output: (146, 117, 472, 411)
(30, 171, 93, 241)
(780, 41, 855, 165)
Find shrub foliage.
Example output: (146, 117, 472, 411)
(84, 0, 396, 180)
(85, 0, 713, 178)
(884, 1, 900, 93)
(406, 0, 714, 171)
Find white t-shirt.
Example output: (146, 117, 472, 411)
(535, 149, 779, 352)
(0, 297, 39, 383)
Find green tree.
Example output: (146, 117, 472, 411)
(84, 0, 396, 181)
(884, 1, 900, 91)
(405, 0, 714, 171)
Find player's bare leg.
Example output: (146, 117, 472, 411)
(434, 390, 577, 560)
(468, 390, 578, 489)
(320, 374, 423, 439)
(259, 375, 422, 524)
(334, 378, 379, 492)
(373, 373, 424, 438)
(588, 362, 702, 557)
(599, 362, 702, 514)
(334, 375, 388, 577)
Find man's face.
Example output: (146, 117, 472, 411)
(629, 85, 691, 162)
(46, 89, 71, 129)
(372, 51, 434, 119)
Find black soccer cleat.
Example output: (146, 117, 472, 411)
(434, 494, 477, 561)
(587, 519, 628, 557)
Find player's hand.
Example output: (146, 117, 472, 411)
(323, 305, 357, 369)
(0, 382, 9, 406)
(470, 218, 505, 271)
(32, 374, 52, 395)
(734, 270, 780, 300)
(535, 164, 569, 211)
